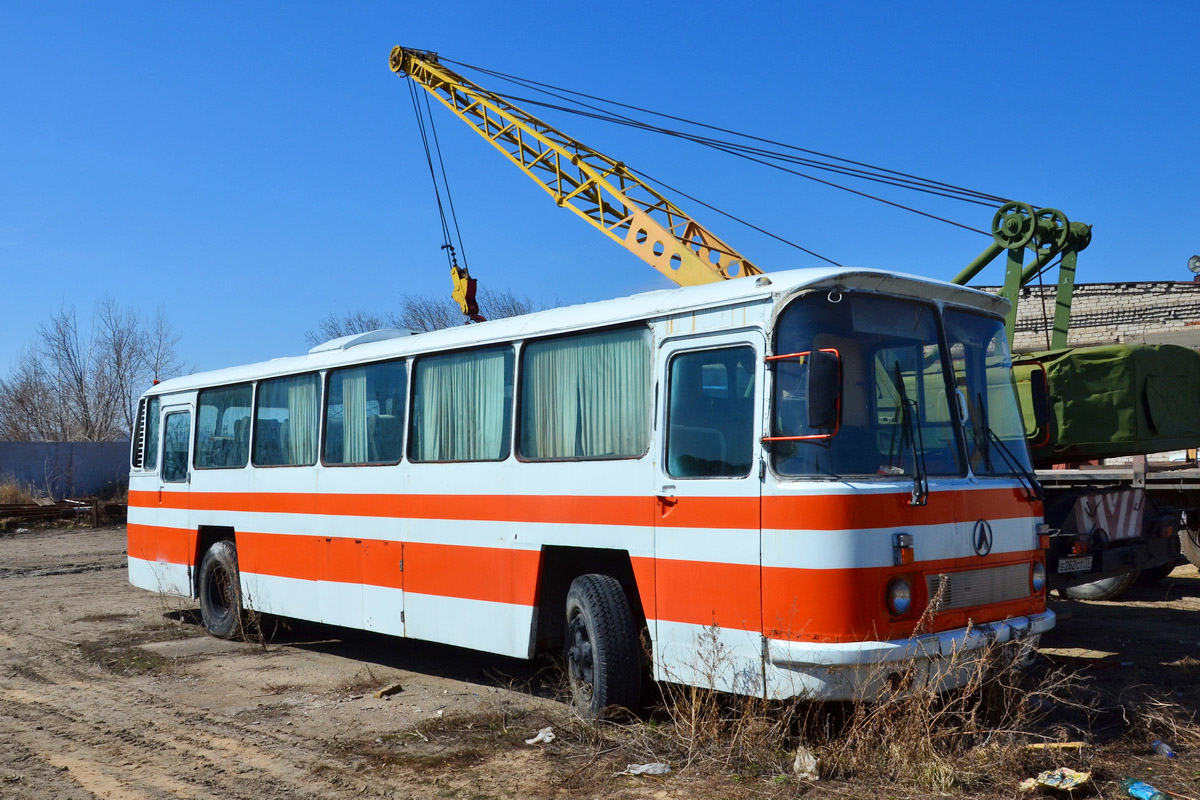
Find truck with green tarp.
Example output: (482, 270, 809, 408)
(954, 203, 1199, 600)
(1016, 343, 1200, 598)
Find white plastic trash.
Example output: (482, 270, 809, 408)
(524, 726, 555, 745)
(616, 763, 671, 776)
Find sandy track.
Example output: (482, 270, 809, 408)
(4, 525, 1200, 799)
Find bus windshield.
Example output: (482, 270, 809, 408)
(771, 292, 963, 479)
(943, 309, 1033, 477)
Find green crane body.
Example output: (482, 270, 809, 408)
(953, 203, 1200, 466)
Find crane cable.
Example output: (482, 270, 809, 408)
(443, 57, 1021, 212)
(433, 58, 841, 265)
(407, 80, 470, 272)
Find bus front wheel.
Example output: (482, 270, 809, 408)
(564, 574, 640, 718)
(198, 540, 244, 639)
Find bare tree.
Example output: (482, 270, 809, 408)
(143, 306, 185, 384)
(0, 298, 185, 442)
(306, 289, 544, 346)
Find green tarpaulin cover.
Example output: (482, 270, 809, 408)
(1016, 344, 1200, 466)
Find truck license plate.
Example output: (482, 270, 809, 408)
(1057, 555, 1094, 573)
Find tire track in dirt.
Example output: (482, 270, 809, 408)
(2, 680, 338, 799)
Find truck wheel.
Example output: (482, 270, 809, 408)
(1180, 529, 1200, 568)
(564, 574, 640, 718)
(1136, 560, 1177, 586)
(198, 540, 244, 639)
(1060, 569, 1139, 601)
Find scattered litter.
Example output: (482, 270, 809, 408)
(792, 746, 819, 780)
(1120, 777, 1169, 800)
(1151, 739, 1176, 758)
(1025, 742, 1087, 751)
(372, 682, 404, 699)
(524, 726, 555, 745)
(435, 709, 443, 717)
(615, 763, 670, 776)
(1019, 768, 1091, 793)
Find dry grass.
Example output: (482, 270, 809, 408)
(544, 618, 1096, 796)
(0, 480, 37, 505)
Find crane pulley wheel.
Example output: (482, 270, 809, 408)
(1032, 207, 1070, 253)
(991, 201, 1037, 250)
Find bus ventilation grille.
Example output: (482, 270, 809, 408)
(926, 564, 1029, 611)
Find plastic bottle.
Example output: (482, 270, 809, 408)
(1152, 739, 1177, 758)
(1120, 777, 1169, 800)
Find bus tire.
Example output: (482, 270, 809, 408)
(1181, 528, 1200, 568)
(198, 540, 244, 639)
(564, 574, 640, 718)
(1060, 569, 1139, 601)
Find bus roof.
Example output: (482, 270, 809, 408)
(148, 267, 1006, 396)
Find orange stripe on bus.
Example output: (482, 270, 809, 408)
(127, 523, 195, 565)
(762, 488, 1039, 530)
(129, 487, 1037, 531)
(129, 490, 655, 526)
(652, 558, 762, 633)
(403, 541, 541, 607)
(647, 551, 1043, 643)
(760, 555, 1043, 642)
(129, 522, 1044, 642)
(153, 528, 543, 607)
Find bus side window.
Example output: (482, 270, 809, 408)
(324, 360, 406, 466)
(162, 411, 191, 483)
(132, 396, 162, 471)
(195, 384, 253, 469)
(666, 346, 755, 478)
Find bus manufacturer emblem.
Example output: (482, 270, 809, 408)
(973, 519, 994, 556)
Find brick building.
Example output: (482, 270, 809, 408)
(978, 279, 1200, 353)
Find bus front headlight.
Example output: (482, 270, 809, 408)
(1031, 561, 1046, 593)
(887, 578, 912, 616)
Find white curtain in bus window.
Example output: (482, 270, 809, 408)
(519, 327, 650, 459)
(324, 361, 406, 465)
(254, 374, 319, 466)
(195, 385, 253, 469)
(411, 347, 513, 461)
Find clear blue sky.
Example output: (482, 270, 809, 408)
(2, 1, 1197, 376)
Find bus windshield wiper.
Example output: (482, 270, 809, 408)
(895, 362, 929, 506)
(977, 392, 1043, 502)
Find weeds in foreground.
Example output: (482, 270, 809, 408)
(0, 480, 37, 505)
(586, 620, 1087, 794)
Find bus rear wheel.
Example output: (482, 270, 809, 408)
(198, 540, 244, 639)
(564, 574, 640, 718)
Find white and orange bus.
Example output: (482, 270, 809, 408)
(128, 267, 1053, 714)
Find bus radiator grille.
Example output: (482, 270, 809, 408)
(926, 564, 1030, 610)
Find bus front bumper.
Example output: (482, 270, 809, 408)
(762, 610, 1056, 701)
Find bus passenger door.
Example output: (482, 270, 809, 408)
(654, 334, 765, 695)
(156, 406, 194, 596)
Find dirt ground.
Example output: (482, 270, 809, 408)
(2, 525, 1199, 799)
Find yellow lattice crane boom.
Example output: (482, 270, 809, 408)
(390, 46, 762, 286)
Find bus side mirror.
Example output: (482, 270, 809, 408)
(806, 349, 841, 430)
(1028, 366, 1051, 447)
